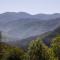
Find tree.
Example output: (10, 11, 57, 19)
(1, 46, 24, 60)
(27, 38, 50, 60)
(51, 35, 60, 60)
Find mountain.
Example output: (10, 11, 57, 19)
(32, 13, 60, 20)
(7, 26, 60, 49)
(43, 26, 60, 46)
(0, 12, 60, 21)
(0, 12, 60, 41)
(2, 18, 60, 40)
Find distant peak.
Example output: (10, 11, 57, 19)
(3, 12, 17, 14)
(53, 13, 60, 15)
(18, 12, 31, 15)
(1, 12, 31, 16)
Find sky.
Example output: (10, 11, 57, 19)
(0, 0, 60, 14)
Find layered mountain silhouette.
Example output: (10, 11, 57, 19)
(0, 12, 60, 41)
(7, 26, 60, 48)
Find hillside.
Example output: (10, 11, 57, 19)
(7, 26, 60, 49)
(0, 12, 60, 40)
(43, 26, 60, 46)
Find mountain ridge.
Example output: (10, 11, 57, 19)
(0, 12, 60, 41)
(7, 26, 60, 48)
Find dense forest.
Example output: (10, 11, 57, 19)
(0, 32, 60, 60)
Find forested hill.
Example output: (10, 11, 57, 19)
(0, 29, 60, 60)
(43, 26, 60, 46)
(7, 26, 60, 49)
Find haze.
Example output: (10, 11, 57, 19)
(0, 0, 60, 14)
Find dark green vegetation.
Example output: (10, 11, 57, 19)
(0, 27, 60, 60)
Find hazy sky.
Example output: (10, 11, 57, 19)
(0, 0, 60, 14)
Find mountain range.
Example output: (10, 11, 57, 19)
(7, 26, 60, 49)
(0, 12, 60, 42)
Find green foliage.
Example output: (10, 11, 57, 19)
(48, 48, 57, 60)
(51, 35, 60, 60)
(1, 35, 60, 60)
(0, 43, 24, 60)
(27, 38, 50, 60)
